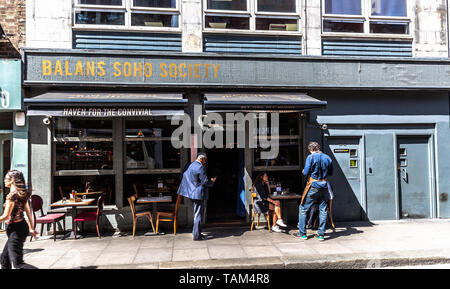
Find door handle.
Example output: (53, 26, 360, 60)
(401, 168, 408, 183)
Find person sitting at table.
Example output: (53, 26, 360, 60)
(253, 172, 287, 232)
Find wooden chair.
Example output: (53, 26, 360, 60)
(73, 193, 105, 239)
(127, 193, 155, 238)
(30, 195, 66, 242)
(250, 188, 271, 232)
(58, 186, 65, 200)
(328, 199, 335, 230)
(155, 194, 182, 235)
(133, 184, 140, 197)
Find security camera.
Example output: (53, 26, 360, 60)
(320, 124, 328, 130)
(43, 116, 52, 125)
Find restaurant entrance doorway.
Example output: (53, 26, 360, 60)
(0, 136, 11, 228)
(205, 148, 245, 224)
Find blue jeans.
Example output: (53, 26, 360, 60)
(298, 187, 329, 236)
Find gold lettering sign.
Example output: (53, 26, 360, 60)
(41, 60, 220, 80)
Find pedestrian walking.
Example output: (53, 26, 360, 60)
(0, 170, 38, 269)
(177, 153, 216, 241)
(296, 142, 333, 241)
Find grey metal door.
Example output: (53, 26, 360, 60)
(325, 137, 363, 221)
(398, 136, 431, 219)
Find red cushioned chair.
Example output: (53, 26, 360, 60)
(30, 195, 66, 242)
(73, 193, 105, 239)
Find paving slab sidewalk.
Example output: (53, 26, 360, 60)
(2, 219, 450, 269)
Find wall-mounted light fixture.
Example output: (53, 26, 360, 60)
(43, 115, 52, 125)
(15, 111, 26, 127)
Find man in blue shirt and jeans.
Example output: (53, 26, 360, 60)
(296, 141, 333, 241)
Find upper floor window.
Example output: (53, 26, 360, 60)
(204, 0, 300, 33)
(74, 0, 180, 30)
(323, 0, 409, 35)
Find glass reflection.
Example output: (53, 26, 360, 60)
(55, 142, 113, 171)
(207, 0, 247, 11)
(55, 119, 112, 138)
(371, 0, 406, 17)
(256, 18, 298, 31)
(370, 22, 408, 34)
(254, 140, 299, 167)
(76, 11, 125, 25)
(205, 16, 250, 29)
(79, 0, 122, 5)
(125, 118, 180, 170)
(131, 13, 179, 27)
(125, 140, 180, 169)
(323, 20, 364, 33)
(257, 0, 295, 13)
(325, 0, 362, 15)
(133, 0, 176, 8)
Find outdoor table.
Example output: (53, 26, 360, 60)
(269, 193, 302, 225)
(50, 198, 96, 239)
(136, 195, 172, 236)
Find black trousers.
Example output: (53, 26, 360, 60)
(1, 220, 36, 269)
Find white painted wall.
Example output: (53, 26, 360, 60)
(26, 0, 72, 49)
(303, 0, 322, 56)
(414, 0, 449, 57)
(181, 0, 203, 53)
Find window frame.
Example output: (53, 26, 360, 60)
(322, 0, 412, 38)
(52, 117, 116, 176)
(203, 0, 302, 35)
(73, 0, 182, 32)
(123, 117, 182, 174)
(252, 112, 302, 172)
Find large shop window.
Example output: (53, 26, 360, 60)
(124, 116, 181, 207)
(323, 0, 409, 35)
(253, 113, 302, 195)
(53, 118, 115, 205)
(74, 0, 180, 30)
(204, 0, 300, 33)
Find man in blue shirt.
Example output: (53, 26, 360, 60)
(177, 153, 216, 241)
(296, 141, 333, 241)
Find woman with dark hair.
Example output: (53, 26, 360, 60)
(253, 172, 287, 232)
(0, 170, 38, 269)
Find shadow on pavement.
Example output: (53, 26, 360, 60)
(324, 221, 376, 241)
(24, 248, 44, 255)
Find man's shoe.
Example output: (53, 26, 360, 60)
(306, 224, 312, 229)
(276, 219, 287, 227)
(294, 232, 308, 240)
(271, 225, 282, 232)
(193, 234, 206, 241)
(316, 235, 325, 241)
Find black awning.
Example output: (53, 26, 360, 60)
(25, 91, 187, 117)
(204, 93, 327, 112)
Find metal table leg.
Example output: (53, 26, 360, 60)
(62, 206, 83, 240)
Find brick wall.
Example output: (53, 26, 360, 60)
(0, 0, 25, 58)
